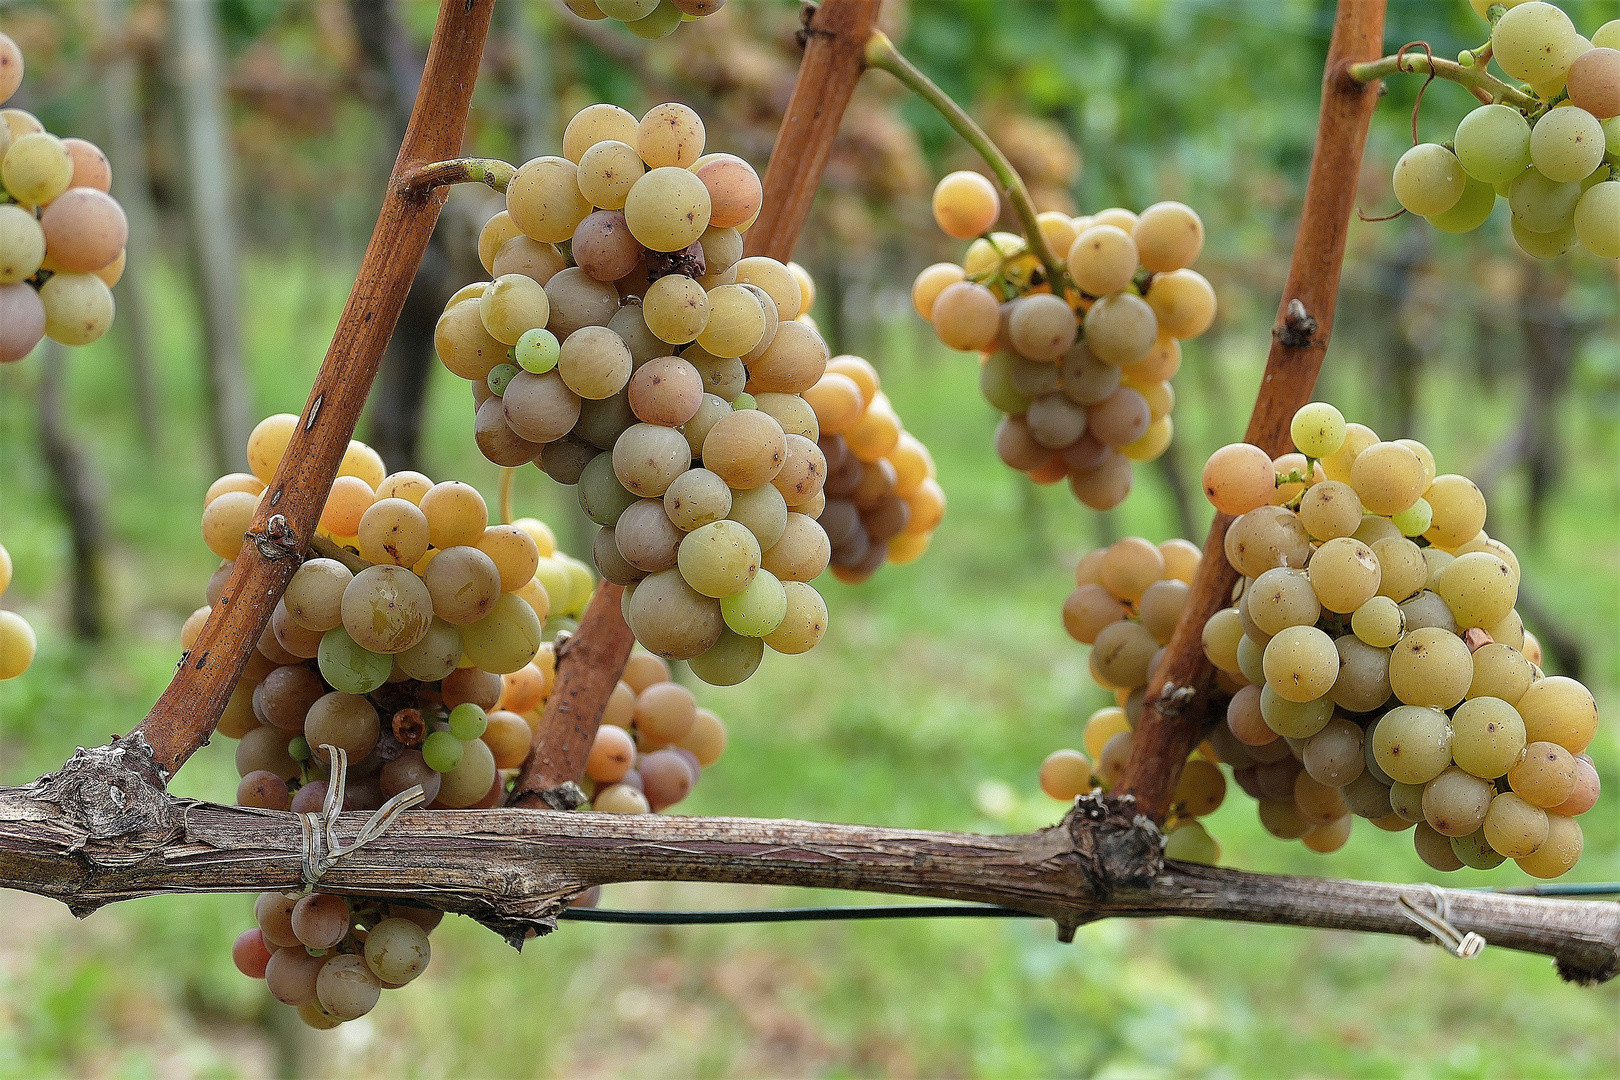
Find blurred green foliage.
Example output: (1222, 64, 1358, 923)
(0, 0, 1617, 1076)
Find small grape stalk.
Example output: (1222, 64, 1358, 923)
(0, 540, 36, 680)
(915, 175, 1213, 510)
(1196, 401, 1600, 877)
(0, 31, 129, 362)
(436, 101, 941, 684)
(1373, 5, 1619, 260)
(1041, 535, 1226, 865)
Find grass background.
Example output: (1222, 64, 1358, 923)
(0, 234, 1616, 1078)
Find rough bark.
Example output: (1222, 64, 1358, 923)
(135, 0, 497, 778)
(744, 0, 884, 263)
(1117, 0, 1388, 821)
(3, 737, 1614, 984)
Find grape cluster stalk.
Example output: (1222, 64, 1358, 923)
(0, 32, 128, 362)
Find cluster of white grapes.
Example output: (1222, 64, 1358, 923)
(808, 353, 946, 582)
(192, 419, 590, 816)
(1042, 536, 1227, 865)
(0, 541, 33, 680)
(0, 32, 127, 362)
(1392, 5, 1618, 258)
(1197, 402, 1600, 877)
(564, 0, 723, 41)
(913, 173, 1215, 509)
(582, 649, 729, 813)
(439, 102, 847, 685)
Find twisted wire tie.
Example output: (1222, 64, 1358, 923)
(1398, 882, 1486, 959)
(298, 744, 424, 888)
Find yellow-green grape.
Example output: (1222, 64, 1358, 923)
(688, 625, 765, 686)
(1573, 181, 1620, 258)
(1089, 620, 1159, 690)
(1450, 696, 1527, 781)
(461, 593, 542, 674)
(1454, 104, 1532, 184)
(911, 262, 966, 321)
(1247, 567, 1320, 637)
(1529, 107, 1606, 184)
(1258, 684, 1333, 739)
(677, 519, 761, 599)
(419, 481, 488, 550)
(931, 281, 1001, 352)
(341, 565, 433, 654)
(1348, 441, 1425, 516)
(40, 272, 114, 346)
(1511, 214, 1577, 259)
(1388, 626, 1471, 709)
(624, 1, 683, 41)
(1317, 422, 1377, 485)
(562, 103, 639, 163)
(931, 170, 1000, 240)
(1289, 401, 1345, 458)
(1515, 675, 1599, 755)
(436, 735, 497, 807)
(1200, 442, 1277, 516)
(1389, 780, 1425, 823)
(1426, 175, 1496, 234)
(1424, 478, 1487, 552)
(1508, 740, 1577, 809)
(1201, 606, 1245, 672)
(1482, 790, 1549, 858)
(1452, 829, 1507, 870)
(1298, 480, 1363, 541)
(762, 579, 826, 655)
(436, 297, 507, 381)
(396, 617, 462, 682)
(0, 203, 44, 283)
(576, 140, 644, 211)
(1491, 2, 1583, 85)
(1433, 551, 1517, 630)
(506, 156, 591, 244)
(1422, 766, 1493, 837)
(624, 166, 711, 253)
(1351, 595, 1404, 648)
(719, 567, 787, 637)
(1467, 642, 1534, 704)
(1307, 537, 1380, 614)
(1236, 633, 1266, 687)
(1164, 821, 1221, 865)
(695, 284, 766, 359)
(1400, 589, 1459, 636)
(1515, 812, 1582, 879)
(1132, 201, 1204, 274)
(0, 541, 11, 594)
(1392, 143, 1465, 217)
(1370, 537, 1425, 601)
(0, 609, 36, 680)
(1388, 498, 1431, 538)
(1039, 748, 1093, 800)
(1371, 704, 1452, 785)
(1145, 269, 1215, 340)
(2, 131, 73, 205)
(479, 273, 550, 346)
(1067, 225, 1138, 296)
(1330, 635, 1392, 714)
(643, 274, 710, 345)
(636, 102, 705, 170)
(1508, 167, 1582, 234)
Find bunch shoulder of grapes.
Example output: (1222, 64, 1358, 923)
(437, 101, 945, 685)
(1391, 6, 1619, 259)
(199, 425, 732, 1027)
(0, 32, 129, 362)
(916, 170, 1212, 511)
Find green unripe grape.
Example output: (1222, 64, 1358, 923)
(1425, 177, 1496, 234)
(979, 353, 1031, 416)
(1573, 181, 1620, 259)
(1163, 821, 1220, 865)
(422, 730, 464, 773)
(732, 392, 757, 411)
(1508, 168, 1581, 233)
(1528, 107, 1605, 185)
(515, 328, 560, 374)
(1452, 829, 1507, 870)
(318, 627, 391, 695)
(1511, 214, 1577, 258)
(1453, 104, 1532, 184)
(1290, 401, 1346, 458)
(1392, 144, 1466, 217)
(624, 0, 682, 38)
(719, 568, 788, 637)
(1390, 498, 1432, 537)
(448, 703, 488, 740)
(487, 363, 519, 397)
(289, 736, 312, 762)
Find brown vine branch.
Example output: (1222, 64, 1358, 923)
(1117, 0, 1388, 821)
(512, 583, 635, 810)
(744, 0, 884, 262)
(404, 157, 518, 195)
(133, 0, 497, 779)
(3, 739, 1615, 984)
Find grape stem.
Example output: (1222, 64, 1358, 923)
(404, 157, 518, 195)
(498, 467, 516, 526)
(1348, 51, 1538, 112)
(862, 30, 1071, 296)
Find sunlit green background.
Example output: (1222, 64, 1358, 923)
(1, 0, 1617, 1076)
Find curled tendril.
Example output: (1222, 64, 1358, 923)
(1357, 206, 1410, 223)
(1393, 41, 1439, 146)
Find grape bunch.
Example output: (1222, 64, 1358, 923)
(564, 0, 723, 41)
(914, 172, 1214, 509)
(808, 354, 947, 582)
(1391, 6, 1618, 258)
(234, 890, 440, 1030)
(0, 540, 35, 680)
(1041, 536, 1227, 864)
(438, 102, 844, 686)
(1199, 401, 1601, 877)
(582, 649, 730, 814)
(191, 417, 592, 817)
(0, 32, 127, 362)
